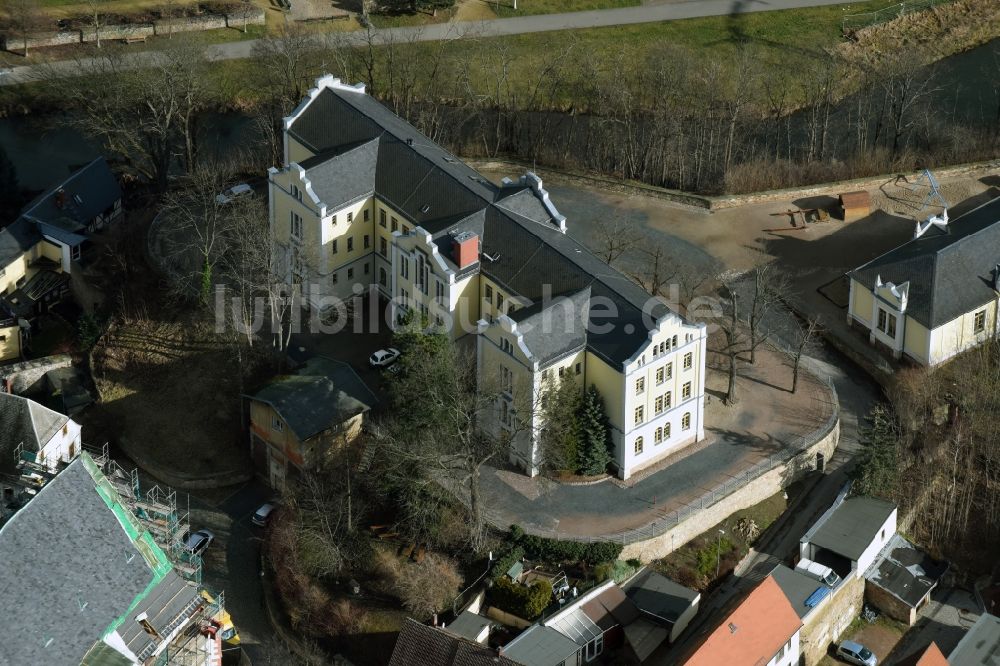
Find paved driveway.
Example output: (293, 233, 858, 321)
(476, 341, 835, 540)
(887, 586, 983, 663)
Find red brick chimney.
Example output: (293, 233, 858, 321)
(453, 232, 479, 269)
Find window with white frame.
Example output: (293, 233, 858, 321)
(634, 406, 644, 425)
(291, 184, 302, 201)
(634, 437, 643, 455)
(683, 352, 692, 370)
(682, 382, 691, 400)
(664, 391, 672, 409)
(682, 413, 691, 430)
(290, 211, 302, 239)
(635, 378, 645, 395)
(271, 415, 283, 432)
(654, 427, 663, 444)
(347, 237, 354, 252)
(347, 211, 353, 223)
(380, 209, 387, 227)
(656, 367, 665, 384)
(655, 396, 664, 414)
(666, 362, 673, 379)
(877, 308, 897, 338)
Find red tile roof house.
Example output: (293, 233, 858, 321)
(684, 576, 803, 666)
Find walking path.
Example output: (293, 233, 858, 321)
(1, 0, 857, 86)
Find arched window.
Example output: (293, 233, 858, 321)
(634, 437, 644, 455)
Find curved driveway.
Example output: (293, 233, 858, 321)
(3, 0, 857, 86)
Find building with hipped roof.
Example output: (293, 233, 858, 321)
(244, 355, 377, 489)
(268, 75, 707, 480)
(0, 157, 123, 362)
(847, 197, 1000, 366)
(0, 452, 226, 666)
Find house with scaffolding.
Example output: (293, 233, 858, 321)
(0, 391, 82, 520)
(0, 452, 231, 665)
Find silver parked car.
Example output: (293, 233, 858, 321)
(836, 640, 877, 666)
(184, 529, 215, 556)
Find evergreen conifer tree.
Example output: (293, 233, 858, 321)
(576, 385, 612, 475)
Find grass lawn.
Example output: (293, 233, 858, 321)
(652, 489, 789, 591)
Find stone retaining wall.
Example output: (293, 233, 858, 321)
(3, 8, 264, 50)
(467, 157, 1000, 213)
(620, 419, 840, 562)
(802, 574, 865, 665)
(0, 354, 72, 395)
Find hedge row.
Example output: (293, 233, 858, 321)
(489, 577, 553, 620)
(509, 525, 623, 565)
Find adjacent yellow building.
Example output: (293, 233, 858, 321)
(269, 75, 707, 480)
(0, 157, 123, 362)
(847, 197, 1000, 367)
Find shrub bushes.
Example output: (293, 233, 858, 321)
(509, 526, 623, 565)
(490, 546, 525, 582)
(489, 577, 553, 620)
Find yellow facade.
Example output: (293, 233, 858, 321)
(0, 324, 21, 361)
(850, 277, 1000, 366)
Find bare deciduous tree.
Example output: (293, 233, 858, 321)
(786, 315, 821, 394)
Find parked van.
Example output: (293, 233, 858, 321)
(795, 558, 841, 587)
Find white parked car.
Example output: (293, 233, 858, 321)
(184, 529, 215, 556)
(215, 183, 253, 205)
(369, 347, 401, 368)
(251, 502, 277, 527)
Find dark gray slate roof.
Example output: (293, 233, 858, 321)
(495, 187, 554, 225)
(0, 457, 158, 666)
(249, 356, 377, 441)
(623, 568, 700, 626)
(444, 610, 492, 642)
(0, 216, 42, 272)
(116, 571, 201, 662)
(502, 625, 580, 666)
(300, 138, 379, 211)
(0, 392, 69, 473)
(850, 197, 1000, 329)
(289, 83, 681, 367)
(19, 157, 122, 230)
(770, 564, 827, 620)
(865, 534, 947, 608)
(949, 613, 1000, 666)
(809, 496, 896, 561)
(511, 287, 591, 366)
(389, 617, 525, 666)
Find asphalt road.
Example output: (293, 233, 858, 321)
(1, 0, 859, 87)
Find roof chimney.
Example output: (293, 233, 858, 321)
(406, 138, 414, 146)
(452, 231, 479, 269)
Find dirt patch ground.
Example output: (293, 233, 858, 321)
(819, 617, 907, 666)
(81, 317, 254, 483)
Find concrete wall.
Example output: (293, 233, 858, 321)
(800, 574, 865, 666)
(620, 419, 839, 561)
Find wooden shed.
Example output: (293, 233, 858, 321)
(839, 190, 871, 221)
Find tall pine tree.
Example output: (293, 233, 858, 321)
(576, 385, 612, 475)
(851, 404, 900, 499)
